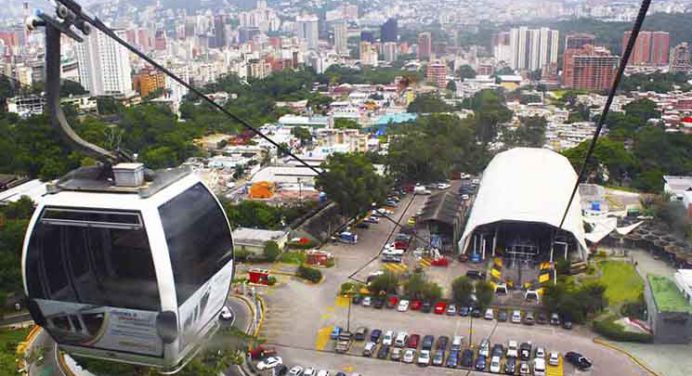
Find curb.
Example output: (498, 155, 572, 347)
(16, 325, 41, 374)
(593, 337, 660, 376)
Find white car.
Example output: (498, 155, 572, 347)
(490, 355, 501, 373)
(303, 367, 316, 376)
(534, 358, 546, 376)
(316, 370, 330, 376)
(219, 306, 233, 321)
(484, 308, 494, 320)
(549, 351, 560, 366)
(382, 330, 395, 346)
(362, 296, 372, 307)
(519, 362, 531, 375)
(535, 347, 546, 360)
(507, 340, 518, 358)
(479, 339, 490, 357)
(402, 349, 416, 363)
(437, 182, 451, 190)
(257, 356, 283, 370)
(511, 310, 522, 323)
(394, 331, 408, 347)
(397, 299, 410, 312)
(417, 350, 431, 366)
(288, 366, 304, 376)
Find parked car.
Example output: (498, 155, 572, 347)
(511, 310, 522, 323)
(475, 355, 487, 371)
(479, 339, 490, 357)
(421, 335, 435, 351)
(421, 301, 432, 313)
(362, 296, 372, 307)
(432, 350, 445, 366)
(446, 303, 457, 315)
(562, 320, 574, 330)
(434, 301, 447, 314)
(491, 344, 504, 358)
(288, 366, 304, 376)
(417, 350, 431, 366)
(351, 295, 363, 305)
(373, 297, 385, 309)
(303, 368, 316, 376)
(451, 335, 464, 351)
(391, 347, 402, 361)
(446, 350, 459, 368)
(410, 300, 422, 311)
(506, 340, 519, 358)
(534, 358, 546, 376)
(377, 344, 390, 359)
(459, 306, 471, 316)
(497, 310, 508, 322)
(490, 355, 502, 373)
(466, 270, 486, 280)
(406, 334, 420, 349)
(386, 296, 399, 309)
(550, 313, 560, 326)
(471, 307, 482, 317)
(549, 351, 560, 366)
(316, 370, 330, 376)
(330, 326, 342, 340)
(535, 347, 546, 360)
(394, 331, 408, 347)
(519, 362, 531, 375)
(519, 342, 532, 361)
(355, 222, 370, 229)
(354, 327, 368, 341)
(484, 308, 494, 320)
(382, 330, 395, 346)
(523, 311, 535, 325)
(436, 336, 449, 351)
(565, 352, 592, 370)
(362, 342, 376, 357)
(397, 299, 410, 312)
(461, 349, 474, 368)
(402, 349, 416, 363)
(504, 356, 517, 375)
(370, 329, 382, 343)
(257, 356, 283, 370)
(537, 312, 548, 325)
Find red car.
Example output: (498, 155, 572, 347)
(434, 301, 447, 315)
(394, 241, 409, 250)
(406, 334, 420, 349)
(410, 300, 422, 311)
(387, 295, 399, 309)
(431, 257, 449, 267)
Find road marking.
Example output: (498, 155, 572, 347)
(383, 263, 408, 272)
(419, 258, 432, 267)
(547, 355, 564, 376)
(321, 313, 332, 320)
(343, 365, 354, 372)
(315, 326, 333, 351)
(326, 306, 335, 312)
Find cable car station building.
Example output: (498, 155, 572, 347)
(458, 148, 588, 272)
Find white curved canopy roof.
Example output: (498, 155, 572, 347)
(459, 148, 587, 257)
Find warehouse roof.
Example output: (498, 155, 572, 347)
(458, 148, 588, 257)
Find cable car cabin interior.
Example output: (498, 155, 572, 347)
(22, 165, 234, 370)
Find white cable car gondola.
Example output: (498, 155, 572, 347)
(22, 7, 234, 372)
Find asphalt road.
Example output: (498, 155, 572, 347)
(258, 191, 650, 376)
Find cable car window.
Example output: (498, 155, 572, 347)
(25, 208, 160, 311)
(159, 183, 233, 305)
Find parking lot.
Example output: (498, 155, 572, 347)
(256, 191, 651, 376)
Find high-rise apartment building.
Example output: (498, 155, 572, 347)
(562, 45, 619, 90)
(133, 67, 166, 97)
(565, 33, 595, 50)
(418, 32, 432, 60)
(383, 42, 398, 63)
(670, 42, 691, 73)
(381, 18, 398, 43)
(623, 31, 669, 65)
(333, 21, 348, 55)
(295, 14, 319, 50)
(360, 41, 378, 66)
(76, 28, 133, 97)
(493, 32, 512, 66)
(502, 27, 558, 71)
(426, 61, 447, 88)
(210, 15, 227, 48)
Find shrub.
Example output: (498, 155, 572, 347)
(235, 248, 251, 262)
(325, 258, 335, 268)
(593, 315, 653, 343)
(340, 282, 361, 295)
(556, 259, 571, 276)
(277, 251, 306, 264)
(267, 276, 277, 286)
(297, 265, 322, 283)
(263, 241, 281, 262)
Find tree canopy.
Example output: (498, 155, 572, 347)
(407, 93, 455, 113)
(457, 65, 476, 80)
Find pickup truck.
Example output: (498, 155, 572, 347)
(335, 331, 353, 353)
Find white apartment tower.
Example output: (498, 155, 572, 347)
(505, 27, 558, 71)
(295, 14, 319, 50)
(76, 28, 133, 96)
(333, 21, 348, 55)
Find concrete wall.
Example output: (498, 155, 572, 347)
(645, 279, 692, 344)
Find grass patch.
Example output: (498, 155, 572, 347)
(597, 261, 644, 306)
(0, 327, 31, 373)
(277, 251, 306, 265)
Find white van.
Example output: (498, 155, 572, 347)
(533, 358, 546, 376)
(451, 335, 464, 351)
(394, 331, 408, 347)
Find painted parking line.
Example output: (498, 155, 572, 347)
(547, 356, 564, 376)
(315, 326, 333, 351)
(419, 258, 432, 267)
(383, 263, 408, 272)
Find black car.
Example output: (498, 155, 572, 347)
(491, 344, 504, 358)
(352, 294, 363, 304)
(497, 310, 508, 322)
(356, 222, 370, 229)
(562, 320, 574, 330)
(421, 301, 432, 313)
(565, 351, 593, 370)
(537, 312, 548, 325)
(504, 356, 516, 375)
(459, 306, 471, 316)
(471, 307, 482, 318)
(422, 335, 435, 351)
(274, 364, 288, 376)
(377, 345, 390, 359)
(519, 343, 532, 361)
(436, 336, 449, 351)
(475, 355, 487, 371)
(461, 349, 474, 368)
(374, 297, 385, 309)
(370, 329, 382, 343)
(466, 270, 486, 280)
